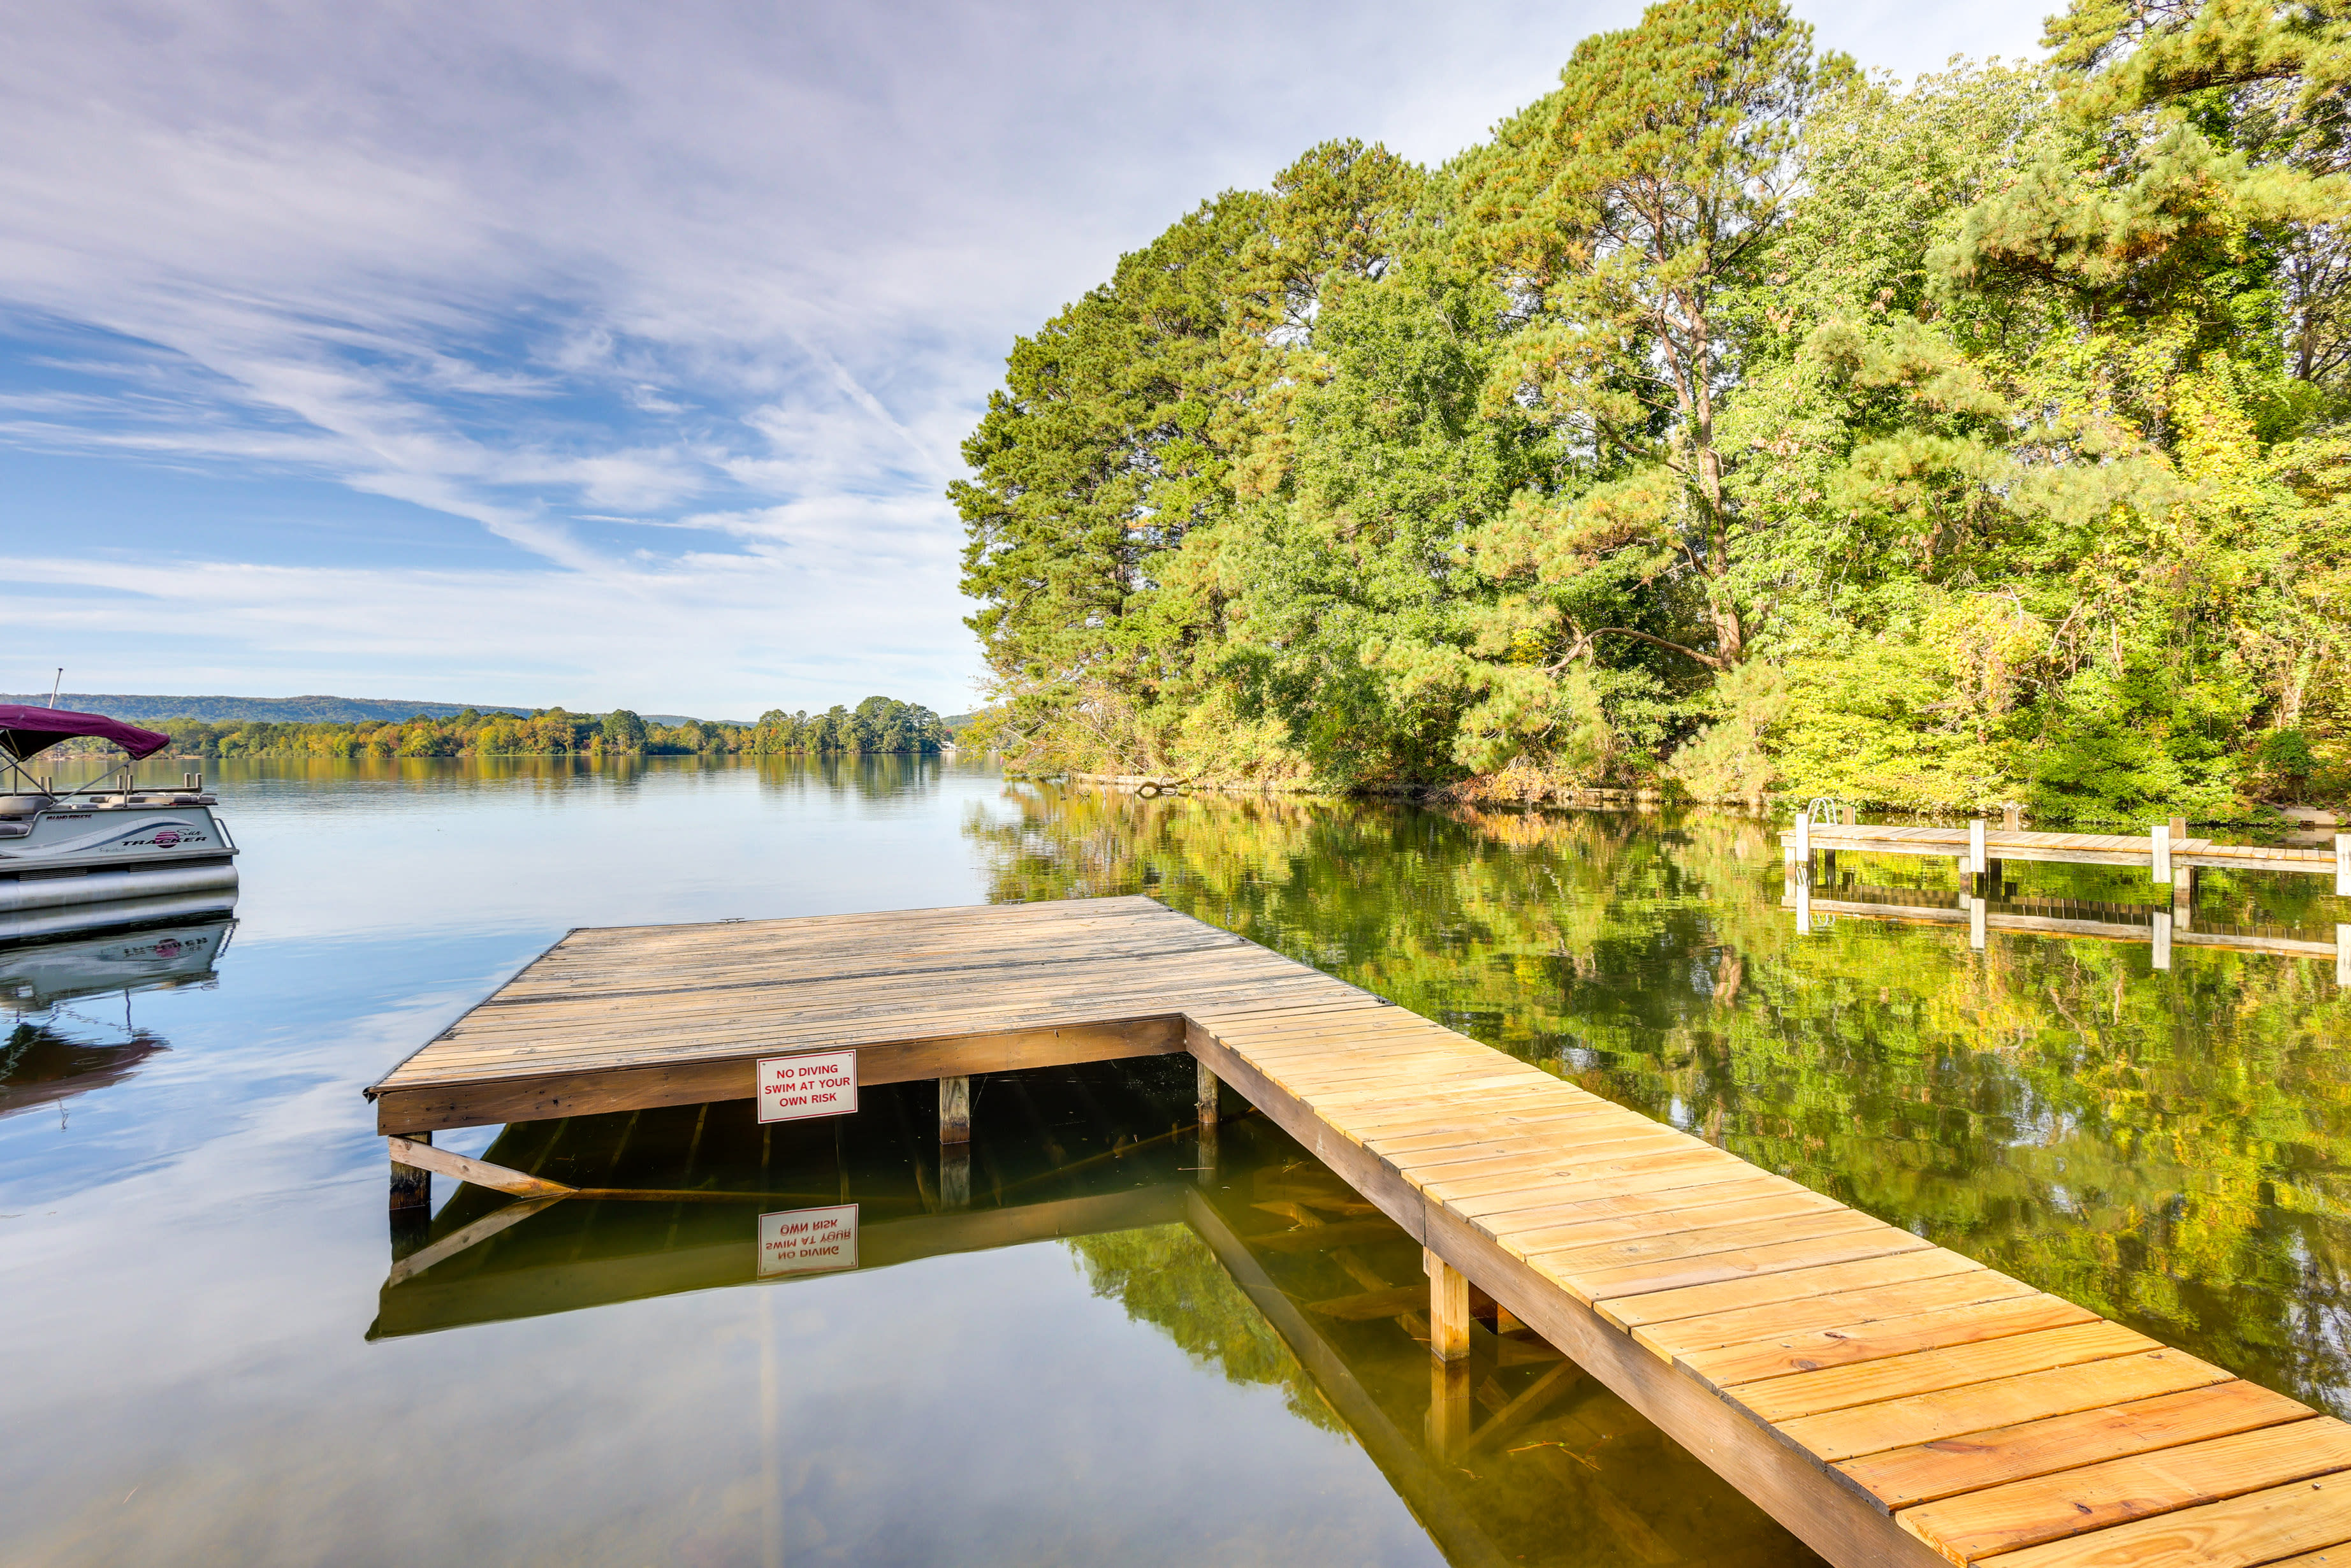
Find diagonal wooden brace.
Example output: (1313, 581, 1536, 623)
(388, 1135, 576, 1198)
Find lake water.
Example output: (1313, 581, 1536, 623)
(5, 757, 2348, 1566)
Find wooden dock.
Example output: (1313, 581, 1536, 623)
(368, 897, 2351, 1567)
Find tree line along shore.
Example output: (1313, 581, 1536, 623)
(953, 0, 2351, 824)
(40, 696, 953, 760)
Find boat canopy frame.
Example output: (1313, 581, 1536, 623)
(0, 704, 173, 797)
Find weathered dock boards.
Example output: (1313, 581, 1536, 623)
(368, 897, 2351, 1567)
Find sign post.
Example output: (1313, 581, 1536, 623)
(755, 1049, 858, 1124)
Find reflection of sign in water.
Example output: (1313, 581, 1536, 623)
(755, 1048, 858, 1123)
(757, 1204, 859, 1277)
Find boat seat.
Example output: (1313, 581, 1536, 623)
(0, 823, 28, 838)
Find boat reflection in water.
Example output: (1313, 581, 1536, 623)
(0, 913, 237, 1121)
(372, 1059, 1809, 1568)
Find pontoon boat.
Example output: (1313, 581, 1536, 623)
(0, 704, 239, 932)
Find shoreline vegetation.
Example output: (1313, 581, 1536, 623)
(46, 695, 952, 760)
(954, 0, 2351, 825)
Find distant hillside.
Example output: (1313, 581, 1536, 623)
(1, 693, 745, 726)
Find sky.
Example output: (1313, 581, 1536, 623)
(0, 0, 2056, 720)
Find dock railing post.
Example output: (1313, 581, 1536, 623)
(1794, 810, 1810, 879)
(1968, 818, 1986, 882)
(2152, 822, 2172, 885)
(2003, 802, 2021, 831)
(2336, 833, 2349, 897)
(1425, 1247, 1471, 1362)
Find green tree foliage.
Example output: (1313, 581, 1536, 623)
(957, 0, 2351, 821)
(132, 697, 951, 759)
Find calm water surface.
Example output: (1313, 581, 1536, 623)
(5, 757, 2348, 1566)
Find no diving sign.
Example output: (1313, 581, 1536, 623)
(755, 1049, 858, 1124)
(757, 1204, 858, 1277)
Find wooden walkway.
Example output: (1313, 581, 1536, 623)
(368, 897, 2351, 1568)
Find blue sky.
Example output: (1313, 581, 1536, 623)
(0, 0, 2054, 719)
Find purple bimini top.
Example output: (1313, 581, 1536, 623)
(0, 704, 174, 764)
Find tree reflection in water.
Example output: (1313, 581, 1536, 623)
(968, 786, 2351, 1414)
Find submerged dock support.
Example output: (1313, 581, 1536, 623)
(938, 1143, 971, 1211)
(1426, 1359, 1471, 1459)
(390, 1130, 432, 1212)
(1425, 1246, 1471, 1362)
(1196, 1058, 1220, 1128)
(938, 1076, 971, 1145)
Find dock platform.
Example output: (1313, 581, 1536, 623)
(368, 897, 2351, 1567)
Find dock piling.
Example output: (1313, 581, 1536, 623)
(1426, 1359, 1472, 1458)
(390, 1130, 432, 1212)
(939, 1076, 972, 1145)
(1967, 818, 1986, 880)
(1197, 1058, 1220, 1128)
(2152, 821, 2173, 884)
(1425, 1246, 1471, 1362)
(2336, 833, 2349, 896)
(2339, 924, 2349, 989)
(939, 1143, 971, 1211)
(2153, 910, 2173, 971)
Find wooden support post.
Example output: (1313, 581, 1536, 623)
(938, 1142, 971, 1212)
(1819, 848, 1837, 883)
(939, 1075, 971, 1146)
(2337, 833, 2349, 897)
(390, 1130, 432, 1212)
(1426, 1356, 1471, 1460)
(1969, 892, 1986, 952)
(2153, 909, 2173, 971)
(1425, 1246, 1471, 1363)
(1794, 873, 1812, 936)
(2338, 924, 2349, 990)
(1967, 818, 1986, 880)
(1793, 812, 1810, 880)
(1982, 857, 2004, 898)
(2152, 821, 2172, 884)
(2173, 866, 2194, 931)
(2002, 802, 2021, 831)
(1196, 1057, 1220, 1128)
